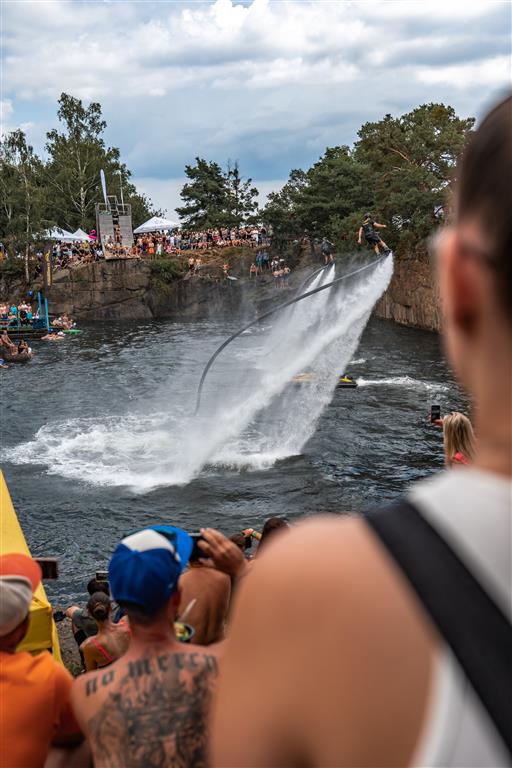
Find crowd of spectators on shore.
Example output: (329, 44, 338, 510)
(0, 299, 36, 325)
(33, 225, 272, 277)
(0, 97, 510, 768)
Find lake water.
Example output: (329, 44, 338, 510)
(1, 280, 465, 605)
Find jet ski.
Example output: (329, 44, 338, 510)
(337, 374, 357, 388)
(291, 372, 358, 388)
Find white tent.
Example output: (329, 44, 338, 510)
(46, 227, 77, 242)
(133, 216, 180, 234)
(72, 228, 93, 242)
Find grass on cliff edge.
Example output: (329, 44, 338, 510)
(149, 258, 185, 294)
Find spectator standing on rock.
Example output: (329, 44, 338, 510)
(72, 527, 220, 768)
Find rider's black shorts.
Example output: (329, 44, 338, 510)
(365, 234, 381, 245)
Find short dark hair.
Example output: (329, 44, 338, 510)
(456, 94, 512, 320)
(258, 517, 289, 551)
(117, 600, 167, 626)
(87, 578, 110, 597)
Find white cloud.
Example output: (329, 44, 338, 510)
(417, 55, 512, 88)
(2, 0, 510, 195)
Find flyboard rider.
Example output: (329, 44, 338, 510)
(358, 213, 391, 255)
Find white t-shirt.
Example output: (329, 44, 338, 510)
(408, 468, 511, 767)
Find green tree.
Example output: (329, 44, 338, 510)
(0, 129, 46, 279)
(45, 93, 158, 231)
(263, 150, 370, 253)
(296, 146, 370, 248)
(354, 103, 474, 254)
(262, 169, 309, 249)
(225, 160, 259, 226)
(176, 158, 229, 229)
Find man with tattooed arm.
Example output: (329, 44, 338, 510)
(71, 526, 220, 768)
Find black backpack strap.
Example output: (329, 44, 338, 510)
(365, 499, 512, 757)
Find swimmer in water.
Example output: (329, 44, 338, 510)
(357, 213, 390, 255)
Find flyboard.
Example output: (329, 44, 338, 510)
(194, 253, 390, 413)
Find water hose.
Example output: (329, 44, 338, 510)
(195, 254, 388, 413)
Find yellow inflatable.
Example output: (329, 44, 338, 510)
(0, 471, 62, 661)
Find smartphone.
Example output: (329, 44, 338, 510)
(244, 535, 253, 550)
(35, 557, 59, 580)
(95, 570, 109, 582)
(430, 405, 441, 423)
(190, 533, 205, 560)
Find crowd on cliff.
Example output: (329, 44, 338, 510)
(38, 225, 271, 274)
(0, 97, 510, 768)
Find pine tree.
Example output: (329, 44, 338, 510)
(176, 158, 229, 229)
(225, 161, 259, 227)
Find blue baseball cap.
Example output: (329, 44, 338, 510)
(108, 526, 192, 615)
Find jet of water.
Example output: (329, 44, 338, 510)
(8, 256, 393, 491)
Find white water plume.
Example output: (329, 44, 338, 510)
(7, 256, 393, 491)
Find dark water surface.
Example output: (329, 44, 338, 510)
(1, 316, 465, 605)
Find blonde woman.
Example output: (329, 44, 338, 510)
(443, 411, 475, 467)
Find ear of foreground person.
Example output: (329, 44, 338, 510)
(211, 95, 512, 768)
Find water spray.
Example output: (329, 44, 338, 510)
(195, 254, 389, 413)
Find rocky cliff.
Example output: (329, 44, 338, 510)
(2, 253, 441, 331)
(375, 256, 440, 332)
(33, 259, 252, 321)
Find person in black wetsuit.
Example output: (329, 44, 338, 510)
(358, 213, 390, 255)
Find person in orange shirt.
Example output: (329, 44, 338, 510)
(0, 554, 84, 768)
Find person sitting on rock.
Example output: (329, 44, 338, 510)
(80, 592, 131, 671)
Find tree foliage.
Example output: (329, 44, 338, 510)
(225, 160, 259, 227)
(44, 93, 162, 231)
(0, 130, 47, 278)
(263, 103, 474, 257)
(354, 103, 475, 250)
(176, 157, 259, 229)
(0, 92, 161, 268)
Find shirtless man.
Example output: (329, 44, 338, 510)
(178, 538, 231, 645)
(72, 526, 220, 768)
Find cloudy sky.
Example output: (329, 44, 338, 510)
(1, 0, 510, 220)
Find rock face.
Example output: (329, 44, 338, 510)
(375, 256, 441, 332)
(2, 254, 442, 331)
(48, 260, 153, 320)
(44, 259, 250, 321)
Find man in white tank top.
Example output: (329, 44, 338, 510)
(210, 96, 512, 767)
